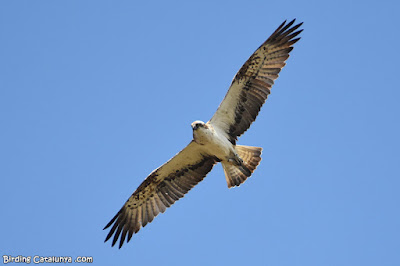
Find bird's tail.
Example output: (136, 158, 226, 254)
(222, 145, 262, 188)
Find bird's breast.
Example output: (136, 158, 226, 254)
(193, 127, 234, 160)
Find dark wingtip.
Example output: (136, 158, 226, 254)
(278, 19, 287, 29)
(286, 18, 296, 28)
(103, 222, 111, 230)
(270, 19, 303, 42)
(103, 210, 120, 230)
(284, 19, 304, 29)
(104, 231, 113, 243)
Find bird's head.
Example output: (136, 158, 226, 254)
(191, 120, 206, 131)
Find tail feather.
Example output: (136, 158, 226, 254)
(222, 145, 262, 188)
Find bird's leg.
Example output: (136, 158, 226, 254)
(227, 152, 243, 166)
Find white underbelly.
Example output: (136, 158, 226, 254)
(202, 130, 234, 160)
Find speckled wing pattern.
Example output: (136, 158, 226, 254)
(209, 19, 303, 144)
(103, 141, 217, 248)
(104, 19, 302, 248)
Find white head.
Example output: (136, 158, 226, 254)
(191, 120, 210, 144)
(191, 120, 206, 131)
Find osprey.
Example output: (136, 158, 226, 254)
(104, 19, 303, 248)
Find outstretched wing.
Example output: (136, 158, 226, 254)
(209, 19, 303, 144)
(104, 141, 218, 248)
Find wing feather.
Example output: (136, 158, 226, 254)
(157, 189, 173, 206)
(153, 194, 166, 213)
(126, 208, 137, 241)
(209, 19, 303, 143)
(104, 141, 217, 248)
(149, 197, 159, 217)
(119, 210, 131, 248)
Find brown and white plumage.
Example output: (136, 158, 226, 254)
(104, 141, 218, 248)
(104, 19, 302, 248)
(209, 19, 302, 144)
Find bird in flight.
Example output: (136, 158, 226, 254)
(104, 19, 303, 248)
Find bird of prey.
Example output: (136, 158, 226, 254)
(104, 19, 302, 248)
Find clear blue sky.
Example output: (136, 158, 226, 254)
(1, 1, 399, 265)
